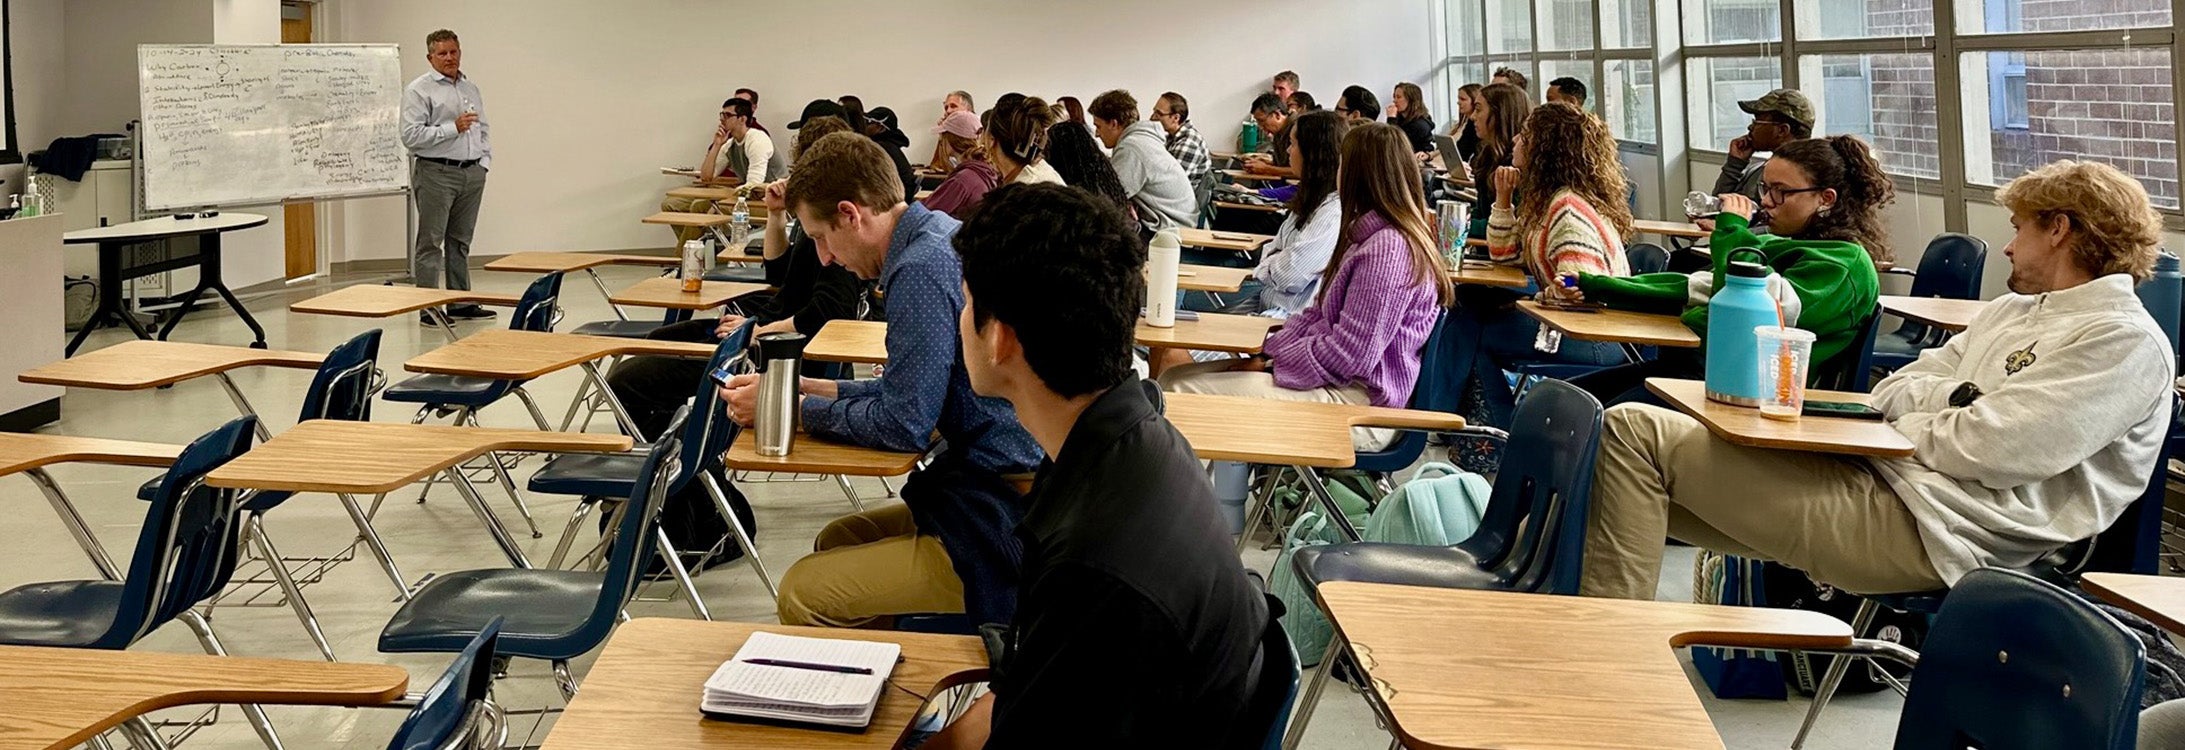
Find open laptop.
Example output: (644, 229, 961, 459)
(1433, 134, 1467, 173)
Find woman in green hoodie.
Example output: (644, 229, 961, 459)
(1564, 135, 1896, 404)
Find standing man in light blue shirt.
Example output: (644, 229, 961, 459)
(400, 29, 495, 322)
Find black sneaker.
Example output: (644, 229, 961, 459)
(419, 310, 441, 327)
(447, 304, 498, 320)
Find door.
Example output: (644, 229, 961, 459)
(281, 2, 318, 279)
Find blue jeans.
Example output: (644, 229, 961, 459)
(1448, 302, 1625, 427)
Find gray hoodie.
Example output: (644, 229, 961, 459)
(1109, 120, 1200, 231)
(1869, 274, 2175, 584)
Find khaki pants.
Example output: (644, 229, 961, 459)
(659, 195, 720, 245)
(775, 504, 964, 628)
(1158, 360, 1395, 451)
(1582, 403, 1945, 600)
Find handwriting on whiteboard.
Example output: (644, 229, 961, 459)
(139, 45, 407, 210)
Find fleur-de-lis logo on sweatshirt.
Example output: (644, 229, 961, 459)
(2005, 342, 2038, 375)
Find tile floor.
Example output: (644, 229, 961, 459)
(1, 263, 1902, 748)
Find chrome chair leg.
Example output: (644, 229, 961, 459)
(552, 660, 579, 701)
(833, 475, 867, 513)
(460, 408, 545, 539)
(336, 493, 410, 598)
(1790, 598, 1881, 749)
(557, 376, 593, 432)
(410, 406, 440, 504)
(90, 729, 119, 750)
(703, 472, 776, 598)
(547, 499, 599, 569)
(250, 516, 337, 661)
(117, 717, 170, 750)
(511, 386, 552, 432)
(877, 476, 896, 498)
(1236, 465, 1283, 555)
(1282, 638, 1345, 750)
(176, 610, 283, 750)
(654, 526, 713, 621)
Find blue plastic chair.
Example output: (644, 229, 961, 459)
(1814, 302, 1885, 394)
(384, 272, 564, 536)
(1890, 568, 2144, 749)
(1250, 614, 1302, 750)
(128, 330, 390, 660)
(528, 323, 773, 610)
(1872, 234, 1987, 373)
(1352, 308, 1455, 474)
(0, 416, 289, 750)
(379, 424, 683, 700)
(1627, 241, 1670, 275)
(1279, 380, 1604, 741)
(386, 618, 506, 750)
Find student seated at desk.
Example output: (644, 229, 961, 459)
(1334, 85, 1380, 126)
(1446, 102, 1632, 428)
(926, 89, 975, 171)
(659, 96, 781, 246)
(1465, 82, 1530, 239)
(922, 183, 1273, 750)
(718, 132, 1043, 629)
(1385, 81, 1438, 160)
(1448, 82, 1483, 163)
(1582, 159, 2176, 601)
(918, 110, 999, 220)
(1240, 93, 1298, 180)
(1562, 135, 1892, 406)
(1160, 123, 1453, 451)
(980, 96, 1066, 187)
(1152, 92, 1213, 192)
(1043, 122, 1136, 218)
(1089, 90, 1200, 232)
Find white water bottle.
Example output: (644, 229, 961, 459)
(1144, 228, 1181, 328)
(729, 193, 752, 259)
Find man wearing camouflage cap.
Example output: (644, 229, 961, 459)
(1713, 88, 1816, 232)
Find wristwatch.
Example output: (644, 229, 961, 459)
(1948, 381, 1983, 408)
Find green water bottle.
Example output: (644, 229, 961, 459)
(1239, 119, 1261, 153)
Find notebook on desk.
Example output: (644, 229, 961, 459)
(700, 632, 903, 730)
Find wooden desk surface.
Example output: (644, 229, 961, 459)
(1646, 378, 1916, 458)
(805, 320, 889, 365)
(1178, 264, 1252, 294)
(663, 186, 743, 202)
(1135, 313, 1283, 354)
(20, 340, 324, 390)
(206, 421, 632, 493)
(290, 285, 524, 318)
(1176, 227, 1274, 253)
(541, 618, 986, 750)
(1165, 393, 1464, 468)
(608, 277, 769, 310)
(0, 644, 408, 750)
(2083, 573, 2185, 635)
(1318, 582, 1851, 750)
(1448, 261, 1532, 289)
(1215, 200, 1284, 214)
(1880, 296, 1985, 333)
(1634, 219, 1711, 239)
(1517, 300, 1702, 348)
(642, 211, 734, 228)
(0, 433, 181, 477)
(1221, 169, 1286, 183)
(484, 251, 678, 273)
(722, 430, 924, 477)
(810, 314, 1283, 363)
(402, 329, 720, 381)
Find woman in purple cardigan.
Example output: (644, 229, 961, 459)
(1160, 123, 1453, 450)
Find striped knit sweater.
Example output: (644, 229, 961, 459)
(1485, 188, 1630, 303)
(1264, 211, 1443, 407)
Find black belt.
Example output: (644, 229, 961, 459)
(418, 156, 481, 168)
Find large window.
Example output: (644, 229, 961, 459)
(1801, 53, 1942, 178)
(1957, 0, 2169, 35)
(1962, 47, 2179, 208)
(1538, 0, 1594, 51)
(1604, 59, 1658, 143)
(1685, 0, 1783, 44)
(1688, 57, 1784, 149)
(1441, 0, 1656, 144)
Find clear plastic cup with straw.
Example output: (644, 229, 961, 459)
(1756, 325, 1816, 420)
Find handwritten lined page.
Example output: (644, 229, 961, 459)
(700, 632, 901, 727)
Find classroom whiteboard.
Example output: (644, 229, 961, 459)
(138, 44, 408, 211)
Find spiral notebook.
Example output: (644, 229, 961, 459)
(699, 632, 903, 729)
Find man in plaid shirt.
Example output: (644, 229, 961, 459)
(1152, 91, 1212, 188)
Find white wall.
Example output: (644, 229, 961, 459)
(325, 0, 1436, 262)
(11, 0, 65, 152)
(59, 0, 213, 136)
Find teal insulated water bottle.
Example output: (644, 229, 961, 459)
(1704, 250, 1781, 406)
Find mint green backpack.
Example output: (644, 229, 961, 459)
(1270, 463, 1493, 666)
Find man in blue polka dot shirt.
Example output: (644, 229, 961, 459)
(719, 131, 1043, 629)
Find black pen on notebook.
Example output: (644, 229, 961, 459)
(743, 658, 873, 675)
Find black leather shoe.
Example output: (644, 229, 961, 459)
(447, 305, 498, 320)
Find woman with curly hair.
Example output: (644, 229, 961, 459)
(1568, 134, 1893, 405)
(1444, 102, 1633, 428)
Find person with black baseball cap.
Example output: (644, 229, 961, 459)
(790, 98, 918, 202)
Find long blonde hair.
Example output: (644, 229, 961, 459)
(1322, 123, 1453, 306)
